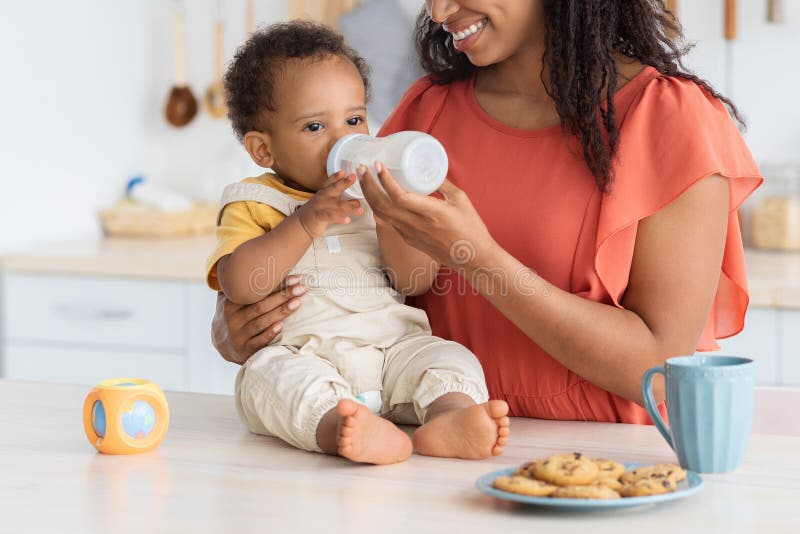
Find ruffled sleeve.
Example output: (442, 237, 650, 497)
(377, 76, 451, 136)
(596, 74, 763, 351)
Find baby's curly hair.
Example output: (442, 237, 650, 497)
(224, 20, 371, 141)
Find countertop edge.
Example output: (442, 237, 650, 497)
(1, 241, 799, 309)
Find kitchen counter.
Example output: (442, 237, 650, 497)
(0, 235, 215, 281)
(2, 237, 800, 308)
(1, 379, 798, 533)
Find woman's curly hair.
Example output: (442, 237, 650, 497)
(416, 0, 742, 193)
(225, 20, 371, 141)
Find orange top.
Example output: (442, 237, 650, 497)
(378, 67, 762, 423)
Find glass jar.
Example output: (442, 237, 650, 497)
(750, 165, 800, 251)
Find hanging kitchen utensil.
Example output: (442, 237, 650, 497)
(724, 0, 743, 232)
(662, 0, 678, 38)
(724, 0, 736, 100)
(204, 0, 228, 119)
(164, 0, 198, 127)
(767, 0, 784, 23)
(288, 0, 360, 29)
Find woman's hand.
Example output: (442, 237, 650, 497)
(211, 276, 306, 365)
(360, 162, 496, 269)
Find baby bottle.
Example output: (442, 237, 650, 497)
(326, 131, 448, 200)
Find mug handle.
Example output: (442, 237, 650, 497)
(641, 365, 674, 451)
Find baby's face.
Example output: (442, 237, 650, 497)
(266, 55, 370, 192)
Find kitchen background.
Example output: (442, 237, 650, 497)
(0, 0, 798, 393)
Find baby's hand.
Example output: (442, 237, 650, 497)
(296, 171, 364, 238)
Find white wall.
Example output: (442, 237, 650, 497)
(0, 0, 284, 252)
(0, 0, 797, 252)
(679, 0, 800, 166)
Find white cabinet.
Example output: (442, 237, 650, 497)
(5, 274, 185, 349)
(709, 308, 779, 385)
(704, 307, 800, 387)
(0, 272, 234, 395)
(186, 284, 240, 394)
(5, 345, 187, 391)
(3, 273, 797, 392)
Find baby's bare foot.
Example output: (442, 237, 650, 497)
(413, 400, 510, 460)
(336, 399, 412, 465)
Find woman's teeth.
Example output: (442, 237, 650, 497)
(452, 19, 487, 42)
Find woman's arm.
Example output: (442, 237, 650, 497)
(470, 175, 728, 403)
(366, 165, 439, 295)
(363, 166, 729, 405)
(376, 220, 439, 295)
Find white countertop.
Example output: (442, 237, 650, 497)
(1, 237, 799, 308)
(0, 235, 216, 281)
(1, 380, 798, 533)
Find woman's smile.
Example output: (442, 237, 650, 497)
(445, 17, 488, 51)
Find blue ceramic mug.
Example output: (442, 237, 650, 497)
(641, 355, 755, 473)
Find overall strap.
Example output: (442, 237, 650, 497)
(217, 182, 307, 223)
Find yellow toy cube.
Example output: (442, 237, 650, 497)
(82, 378, 169, 454)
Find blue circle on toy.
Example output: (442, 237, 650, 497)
(92, 400, 106, 438)
(122, 400, 156, 439)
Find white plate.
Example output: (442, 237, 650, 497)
(476, 462, 703, 511)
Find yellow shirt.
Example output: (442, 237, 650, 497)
(206, 173, 313, 291)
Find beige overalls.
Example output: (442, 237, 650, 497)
(218, 182, 488, 452)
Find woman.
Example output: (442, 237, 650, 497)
(212, 0, 761, 423)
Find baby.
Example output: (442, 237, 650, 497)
(206, 21, 509, 464)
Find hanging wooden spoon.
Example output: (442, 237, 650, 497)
(165, 0, 198, 127)
(204, 0, 228, 119)
(767, 0, 784, 23)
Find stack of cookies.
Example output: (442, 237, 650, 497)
(492, 452, 687, 499)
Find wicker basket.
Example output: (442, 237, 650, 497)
(99, 202, 218, 238)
